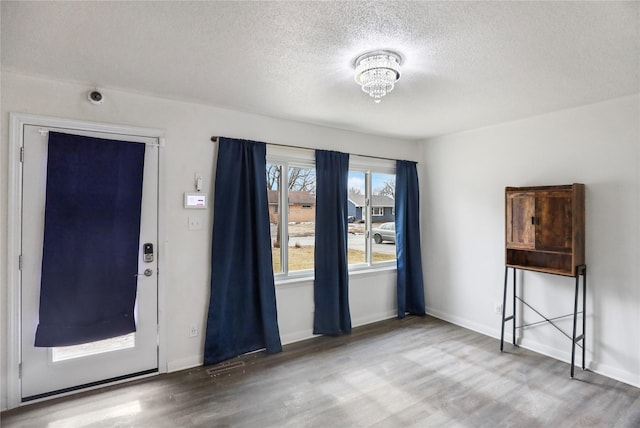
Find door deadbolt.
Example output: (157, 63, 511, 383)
(143, 243, 154, 263)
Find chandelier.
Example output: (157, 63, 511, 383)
(354, 50, 402, 103)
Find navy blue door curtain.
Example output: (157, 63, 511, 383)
(204, 138, 282, 365)
(313, 150, 351, 335)
(35, 132, 146, 347)
(395, 160, 426, 318)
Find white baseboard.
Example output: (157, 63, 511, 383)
(426, 307, 501, 339)
(167, 312, 398, 372)
(172, 309, 640, 389)
(352, 310, 397, 328)
(167, 355, 202, 373)
(587, 361, 640, 388)
(279, 310, 397, 346)
(280, 329, 315, 346)
(426, 306, 640, 389)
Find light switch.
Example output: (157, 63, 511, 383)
(188, 216, 202, 231)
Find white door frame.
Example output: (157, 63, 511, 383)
(6, 113, 168, 409)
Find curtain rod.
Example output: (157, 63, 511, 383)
(210, 136, 409, 163)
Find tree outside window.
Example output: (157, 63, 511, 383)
(267, 163, 316, 275)
(268, 152, 395, 277)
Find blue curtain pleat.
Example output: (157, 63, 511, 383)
(35, 132, 145, 347)
(395, 160, 426, 318)
(313, 150, 351, 335)
(203, 138, 282, 365)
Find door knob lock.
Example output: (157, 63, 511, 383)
(135, 268, 153, 277)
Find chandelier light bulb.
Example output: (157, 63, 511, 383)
(354, 50, 402, 103)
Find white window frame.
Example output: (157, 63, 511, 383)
(267, 146, 316, 280)
(348, 156, 397, 271)
(372, 207, 384, 216)
(266, 147, 397, 282)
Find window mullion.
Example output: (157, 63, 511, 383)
(365, 171, 372, 265)
(280, 162, 289, 274)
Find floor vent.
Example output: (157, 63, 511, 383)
(206, 360, 246, 376)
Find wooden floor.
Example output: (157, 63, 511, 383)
(2, 316, 639, 427)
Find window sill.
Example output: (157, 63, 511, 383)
(274, 274, 314, 288)
(274, 263, 397, 288)
(349, 263, 397, 277)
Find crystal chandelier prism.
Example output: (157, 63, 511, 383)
(354, 50, 402, 103)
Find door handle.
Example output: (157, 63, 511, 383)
(135, 268, 153, 277)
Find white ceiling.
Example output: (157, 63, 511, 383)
(2, 1, 638, 140)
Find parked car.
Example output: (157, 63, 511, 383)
(372, 222, 395, 244)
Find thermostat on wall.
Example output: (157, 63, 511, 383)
(184, 192, 207, 209)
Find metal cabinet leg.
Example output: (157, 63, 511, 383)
(500, 267, 508, 351)
(571, 265, 587, 378)
(571, 272, 580, 378)
(582, 267, 587, 370)
(512, 268, 516, 345)
(500, 267, 517, 351)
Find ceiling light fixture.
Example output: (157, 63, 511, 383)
(354, 50, 402, 103)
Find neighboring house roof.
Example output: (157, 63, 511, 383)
(348, 193, 394, 208)
(267, 190, 315, 205)
(348, 193, 366, 207)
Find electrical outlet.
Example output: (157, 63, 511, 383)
(494, 302, 503, 315)
(189, 323, 198, 337)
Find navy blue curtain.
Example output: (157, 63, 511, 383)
(313, 150, 351, 335)
(395, 160, 426, 318)
(35, 132, 145, 347)
(204, 138, 282, 365)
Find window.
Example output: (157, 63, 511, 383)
(267, 147, 316, 277)
(348, 161, 396, 268)
(371, 172, 396, 263)
(52, 334, 135, 362)
(347, 171, 366, 265)
(268, 147, 396, 278)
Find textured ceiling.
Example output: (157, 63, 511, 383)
(2, 1, 639, 140)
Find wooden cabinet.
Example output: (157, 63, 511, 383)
(505, 184, 585, 276)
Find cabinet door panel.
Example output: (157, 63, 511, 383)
(536, 192, 572, 252)
(506, 192, 535, 249)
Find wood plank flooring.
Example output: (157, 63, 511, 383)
(2, 316, 639, 427)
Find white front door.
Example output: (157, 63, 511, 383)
(20, 124, 159, 401)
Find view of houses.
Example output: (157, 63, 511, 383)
(267, 190, 316, 223)
(267, 165, 397, 272)
(347, 193, 395, 223)
(267, 189, 396, 224)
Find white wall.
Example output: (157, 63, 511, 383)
(420, 94, 640, 387)
(0, 72, 419, 409)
